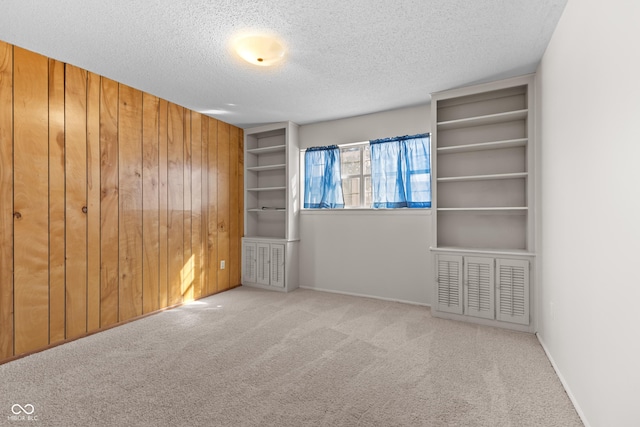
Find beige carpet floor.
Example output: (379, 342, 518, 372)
(0, 287, 582, 426)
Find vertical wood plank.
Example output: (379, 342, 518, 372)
(167, 103, 184, 306)
(200, 117, 208, 298)
(13, 47, 50, 354)
(207, 118, 218, 295)
(142, 93, 160, 314)
(217, 121, 230, 291)
(0, 41, 251, 362)
(238, 128, 244, 282)
(0, 41, 13, 359)
(158, 100, 169, 308)
(48, 59, 65, 343)
(183, 111, 193, 302)
(229, 125, 240, 287)
(118, 84, 143, 322)
(86, 72, 101, 332)
(100, 77, 119, 328)
(65, 64, 88, 340)
(191, 112, 203, 300)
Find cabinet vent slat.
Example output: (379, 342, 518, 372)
(436, 255, 463, 315)
(271, 246, 282, 282)
(438, 260, 459, 306)
(256, 244, 271, 285)
(269, 244, 285, 287)
(464, 257, 494, 319)
(496, 260, 529, 325)
(243, 243, 257, 283)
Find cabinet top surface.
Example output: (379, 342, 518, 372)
(243, 236, 299, 243)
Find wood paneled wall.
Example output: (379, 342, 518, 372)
(0, 42, 243, 362)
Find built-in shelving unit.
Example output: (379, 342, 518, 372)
(430, 74, 536, 332)
(242, 122, 300, 292)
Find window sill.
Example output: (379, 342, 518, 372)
(301, 208, 432, 216)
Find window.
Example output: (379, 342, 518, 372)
(302, 134, 430, 210)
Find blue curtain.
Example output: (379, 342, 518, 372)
(370, 133, 431, 208)
(304, 145, 345, 209)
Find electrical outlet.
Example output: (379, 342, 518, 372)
(220, 260, 225, 270)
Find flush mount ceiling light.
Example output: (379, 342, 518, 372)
(233, 35, 285, 67)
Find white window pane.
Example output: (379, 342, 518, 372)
(341, 148, 361, 176)
(342, 177, 360, 207)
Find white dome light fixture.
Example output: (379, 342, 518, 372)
(233, 35, 285, 67)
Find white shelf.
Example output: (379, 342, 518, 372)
(247, 208, 286, 212)
(246, 186, 286, 192)
(246, 145, 287, 155)
(437, 109, 528, 130)
(437, 207, 527, 212)
(246, 164, 286, 172)
(243, 236, 291, 242)
(430, 246, 536, 257)
(437, 138, 527, 154)
(437, 172, 527, 183)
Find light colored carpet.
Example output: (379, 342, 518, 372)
(0, 287, 582, 426)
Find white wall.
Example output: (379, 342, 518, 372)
(298, 104, 433, 305)
(537, 1, 640, 426)
(300, 104, 430, 148)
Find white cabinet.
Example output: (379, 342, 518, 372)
(254, 242, 284, 288)
(243, 122, 300, 293)
(430, 74, 537, 332)
(435, 254, 530, 328)
(242, 238, 297, 292)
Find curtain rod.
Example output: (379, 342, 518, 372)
(301, 140, 368, 152)
(300, 133, 430, 151)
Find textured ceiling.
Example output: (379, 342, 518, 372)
(0, 0, 567, 128)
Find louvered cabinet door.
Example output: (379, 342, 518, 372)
(269, 243, 285, 288)
(242, 242, 257, 284)
(496, 258, 529, 325)
(464, 257, 495, 320)
(256, 243, 271, 285)
(436, 255, 463, 314)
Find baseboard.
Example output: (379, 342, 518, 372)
(536, 333, 591, 427)
(298, 286, 430, 307)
